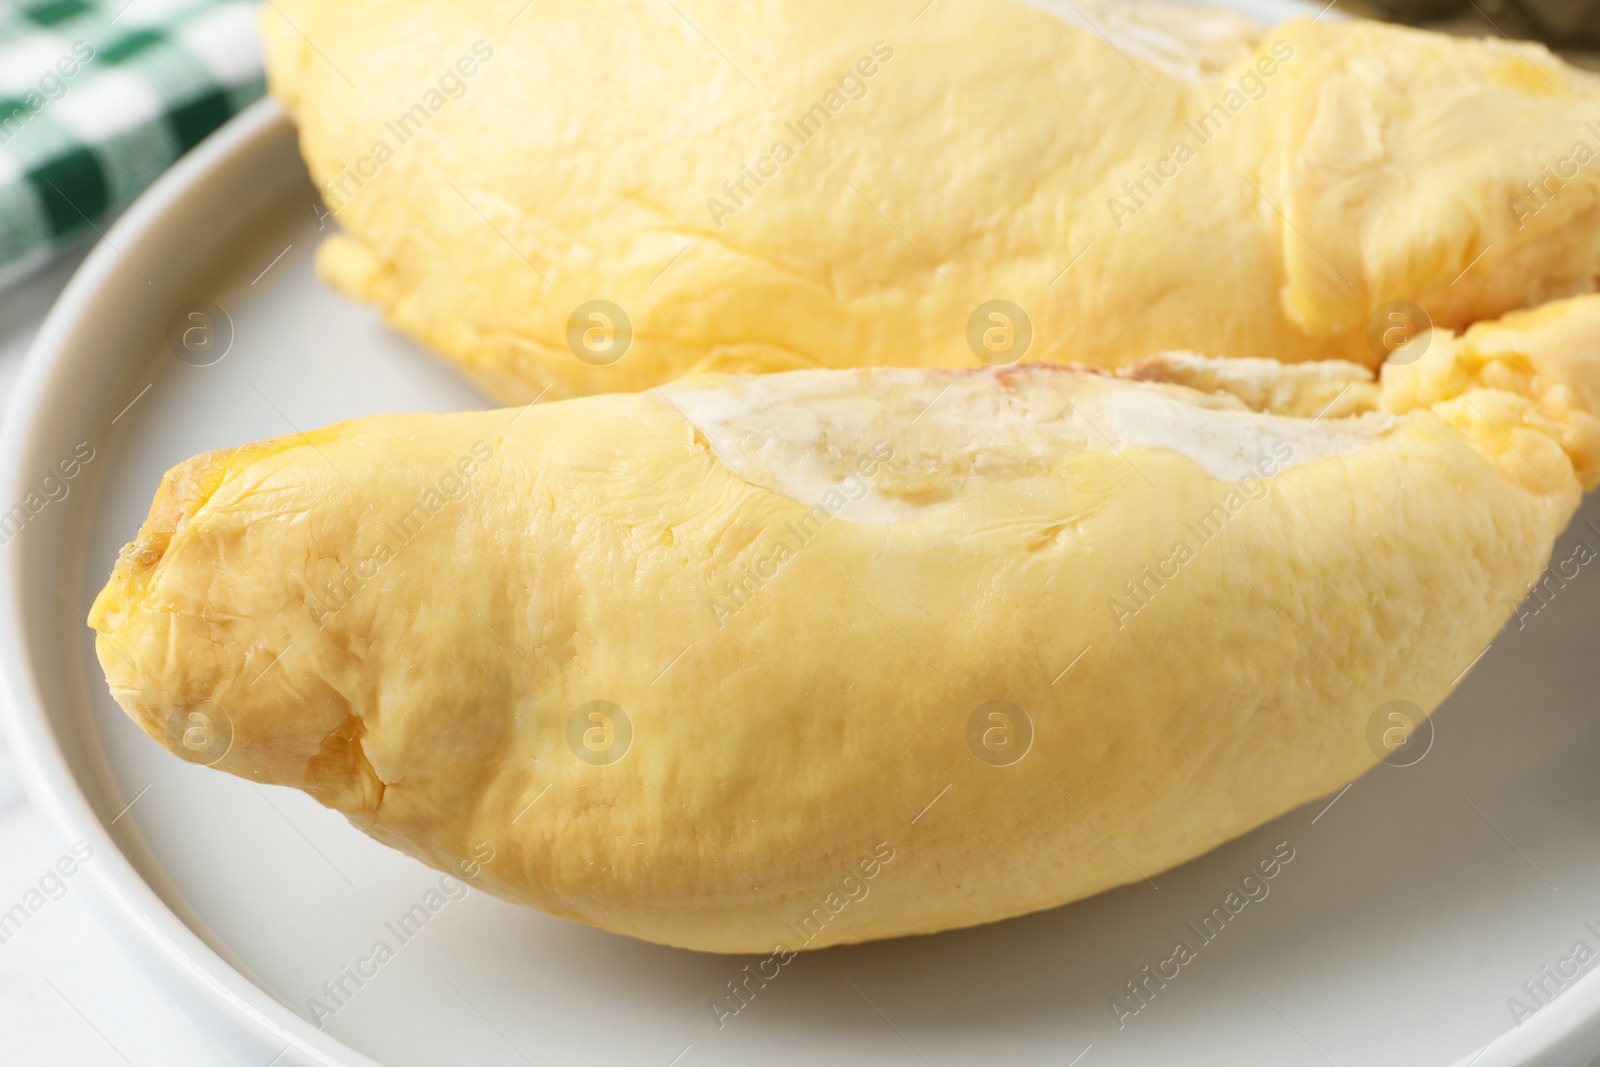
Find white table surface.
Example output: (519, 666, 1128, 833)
(0, 255, 234, 1067)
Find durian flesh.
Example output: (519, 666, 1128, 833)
(262, 0, 1600, 402)
(90, 295, 1600, 952)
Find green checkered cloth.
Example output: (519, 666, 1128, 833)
(0, 0, 264, 291)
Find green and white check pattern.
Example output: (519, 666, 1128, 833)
(0, 0, 263, 291)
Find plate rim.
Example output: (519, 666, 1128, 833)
(0, 96, 381, 1067)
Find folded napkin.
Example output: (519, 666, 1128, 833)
(0, 0, 263, 292)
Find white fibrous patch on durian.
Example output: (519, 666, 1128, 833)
(659, 364, 1396, 520)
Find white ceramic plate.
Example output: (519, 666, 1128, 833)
(8, 9, 1600, 1066)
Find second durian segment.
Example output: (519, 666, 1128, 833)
(264, 0, 1600, 401)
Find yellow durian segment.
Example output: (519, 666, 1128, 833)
(262, 0, 1600, 401)
(89, 296, 1600, 953)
